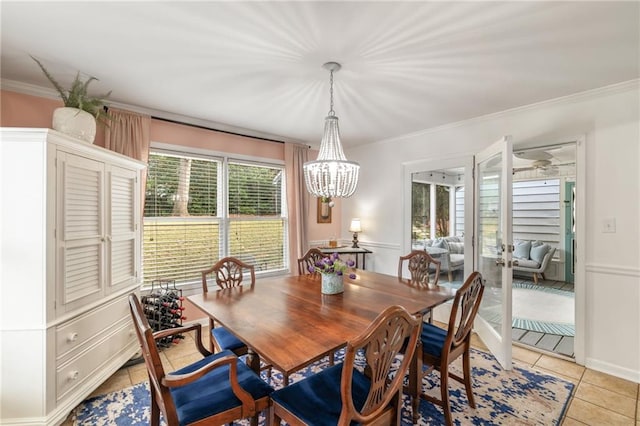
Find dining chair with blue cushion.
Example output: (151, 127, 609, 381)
(270, 304, 421, 425)
(128, 293, 273, 426)
(409, 271, 485, 426)
(201, 256, 272, 378)
(201, 257, 256, 355)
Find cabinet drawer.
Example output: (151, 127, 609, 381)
(56, 293, 131, 359)
(56, 321, 136, 401)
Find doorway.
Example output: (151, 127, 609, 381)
(404, 140, 581, 362)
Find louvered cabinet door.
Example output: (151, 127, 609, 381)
(56, 151, 105, 315)
(107, 165, 139, 293)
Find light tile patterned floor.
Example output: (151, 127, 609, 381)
(63, 325, 640, 426)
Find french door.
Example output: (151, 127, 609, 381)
(473, 136, 513, 370)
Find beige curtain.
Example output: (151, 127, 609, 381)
(103, 108, 151, 213)
(104, 108, 151, 162)
(285, 142, 310, 273)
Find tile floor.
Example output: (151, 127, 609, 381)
(63, 324, 639, 426)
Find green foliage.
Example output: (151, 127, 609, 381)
(30, 55, 111, 125)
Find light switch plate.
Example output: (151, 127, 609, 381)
(602, 217, 616, 233)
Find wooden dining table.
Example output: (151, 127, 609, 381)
(188, 269, 456, 386)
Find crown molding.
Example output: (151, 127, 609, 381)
(373, 79, 640, 147)
(0, 78, 302, 144)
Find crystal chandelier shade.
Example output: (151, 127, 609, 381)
(303, 62, 360, 198)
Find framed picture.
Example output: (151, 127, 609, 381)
(317, 197, 332, 223)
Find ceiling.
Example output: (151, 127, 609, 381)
(1, 2, 638, 149)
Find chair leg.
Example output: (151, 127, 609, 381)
(533, 273, 538, 284)
(462, 348, 476, 408)
(329, 350, 335, 366)
(541, 272, 547, 281)
(448, 271, 453, 282)
(409, 346, 422, 424)
(440, 367, 453, 426)
(150, 390, 160, 426)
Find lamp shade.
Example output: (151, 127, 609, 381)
(349, 218, 362, 233)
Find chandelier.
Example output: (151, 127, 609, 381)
(303, 62, 360, 198)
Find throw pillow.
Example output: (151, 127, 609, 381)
(530, 243, 550, 265)
(448, 242, 464, 254)
(513, 240, 531, 259)
(432, 238, 449, 251)
(531, 240, 543, 248)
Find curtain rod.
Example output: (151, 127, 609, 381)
(151, 115, 285, 144)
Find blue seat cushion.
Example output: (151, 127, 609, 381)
(421, 323, 447, 358)
(212, 326, 246, 351)
(270, 363, 370, 425)
(169, 349, 273, 425)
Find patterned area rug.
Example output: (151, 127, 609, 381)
(74, 348, 573, 425)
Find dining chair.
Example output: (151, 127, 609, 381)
(409, 271, 485, 426)
(398, 250, 441, 323)
(398, 250, 441, 286)
(201, 257, 255, 355)
(128, 294, 273, 426)
(270, 305, 422, 425)
(297, 248, 329, 275)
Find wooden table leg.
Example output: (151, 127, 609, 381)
(247, 348, 261, 374)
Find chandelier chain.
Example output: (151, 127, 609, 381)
(328, 69, 335, 116)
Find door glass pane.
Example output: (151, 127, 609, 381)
(477, 153, 503, 335)
(411, 181, 431, 247)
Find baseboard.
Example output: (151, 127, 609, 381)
(585, 357, 640, 384)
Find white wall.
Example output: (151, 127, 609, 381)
(343, 81, 640, 383)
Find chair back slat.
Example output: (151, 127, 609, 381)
(398, 250, 441, 286)
(202, 257, 256, 292)
(446, 272, 485, 350)
(297, 248, 329, 275)
(340, 305, 421, 424)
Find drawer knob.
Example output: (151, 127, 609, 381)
(67, 332, 79, 342)
(69, 370, 79, 381)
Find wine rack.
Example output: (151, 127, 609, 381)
(141, 279, 186, 348)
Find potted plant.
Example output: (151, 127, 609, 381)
(31, 55, 111, 143)
(308, 252, 356, 294)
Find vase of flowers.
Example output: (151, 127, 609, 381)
(309, 252, 356, 295)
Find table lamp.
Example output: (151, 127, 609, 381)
(349, 218, 362, 248)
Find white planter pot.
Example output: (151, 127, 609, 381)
(321, 273, 344, 295)
(52, 107, 97, 143)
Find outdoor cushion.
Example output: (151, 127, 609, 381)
(448, 242, 464, 254)
(530, 243, 550, 265)
(531, 240, 543, 248)
(449, 254, 465, 266)
(432, 238, 449, 250)
(515, 258, 540, 269)
(514, 240, 531, 259)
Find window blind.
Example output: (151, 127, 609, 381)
(143, 152, 287, 286)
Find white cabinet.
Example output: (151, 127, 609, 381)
(0, 128, 145, 425)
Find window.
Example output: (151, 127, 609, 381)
(143, 151, 287, 286)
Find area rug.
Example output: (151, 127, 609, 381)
(74, 348, 574, 425)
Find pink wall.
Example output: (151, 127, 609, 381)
(1, 89, 342, 250)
